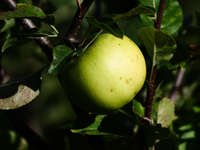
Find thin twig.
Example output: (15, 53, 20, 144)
(145, 0, 166, 119)
(170, 68, 186, 102)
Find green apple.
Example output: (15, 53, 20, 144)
(61, 33, 146, 114)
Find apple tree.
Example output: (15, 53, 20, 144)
(0, 0, 199, 150)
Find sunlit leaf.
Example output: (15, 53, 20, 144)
(151, 97, 176, 128)
(0, 3, 55, 25)
(0, 69, 42, 110)
(132, 100, 145, 116)
(138, 26, 177, 66)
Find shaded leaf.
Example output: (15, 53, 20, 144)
(2, 28, 58, 52)
(144, 124, 171, 148)
(104, 6, 155, 22)
(0, 19, 15, 33)
(132, 108, 171, 147)
(2, 36, 29, 52)
(168, 60, 187, 70)
(0, 3, 55, 25)
(138, 0, 183, 35)
(151, 97, 176, 128)
(72, 112, 135, 136)
(0, 69, 43, 110)
(48, 45, 83, 75)
(86, 6, 155, 38)
(138, 26, 177, 66)
(86, 16, 123, 38)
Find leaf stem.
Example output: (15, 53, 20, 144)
(82, 29, 103, 52)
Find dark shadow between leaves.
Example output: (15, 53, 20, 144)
(98, 111, 135, 136)
(0, 69, 42, 99)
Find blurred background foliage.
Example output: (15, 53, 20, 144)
(0, 0, 200, 149)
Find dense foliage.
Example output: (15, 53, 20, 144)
(0, 0, 200, 150)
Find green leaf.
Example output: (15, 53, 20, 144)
(138, 26, 177, 66)
(132, 100, 145, 116)
(71, 112, 135, 136)
(104, 6, 155, 22)
(86, 16, 123, 38)
(2, 28, 58, 52)
(18, 28, 58, 38)
(0, 19, 15, 33)
(151, 97, 176, 128)
(2, 36, 29, 52)
(168, 60, 187, 70)
(0, 3, 55, 25)
(0, 69, 43, 110)
(86, 6, 155, 38)
(132, 108, 171, 148)
(138, 0, 183, 35)
(48, 45, 83, 75)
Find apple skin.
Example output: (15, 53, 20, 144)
(61, 33, 146, 114)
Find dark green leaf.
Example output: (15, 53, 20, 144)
(2, 28, 58, 52)
(138, 26, 177, 66)
(168, 61, 187, 70)
(85, 16, 123, 38)
(138, 0, 183, 35)
(0, 69, 43, 110)
(72, 112, 135, 136)
(0, 19, 15, 33)
(19, 28, 58, 38)
(48, 45, 83, 75)
(151, 97, 176, 128)
(0, 3, 55, 25)
(2, 36, 29, 52)
(104, 6, 155, 22)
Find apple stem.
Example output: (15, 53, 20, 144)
(82, 29, 103, 52)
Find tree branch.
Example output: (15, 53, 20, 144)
(170, 68, 186, 102)
(145, 0, 166, 119)
(1, 0, 55, 149)
(2, 0, 53, 62)
(64, 0, 94, 48)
